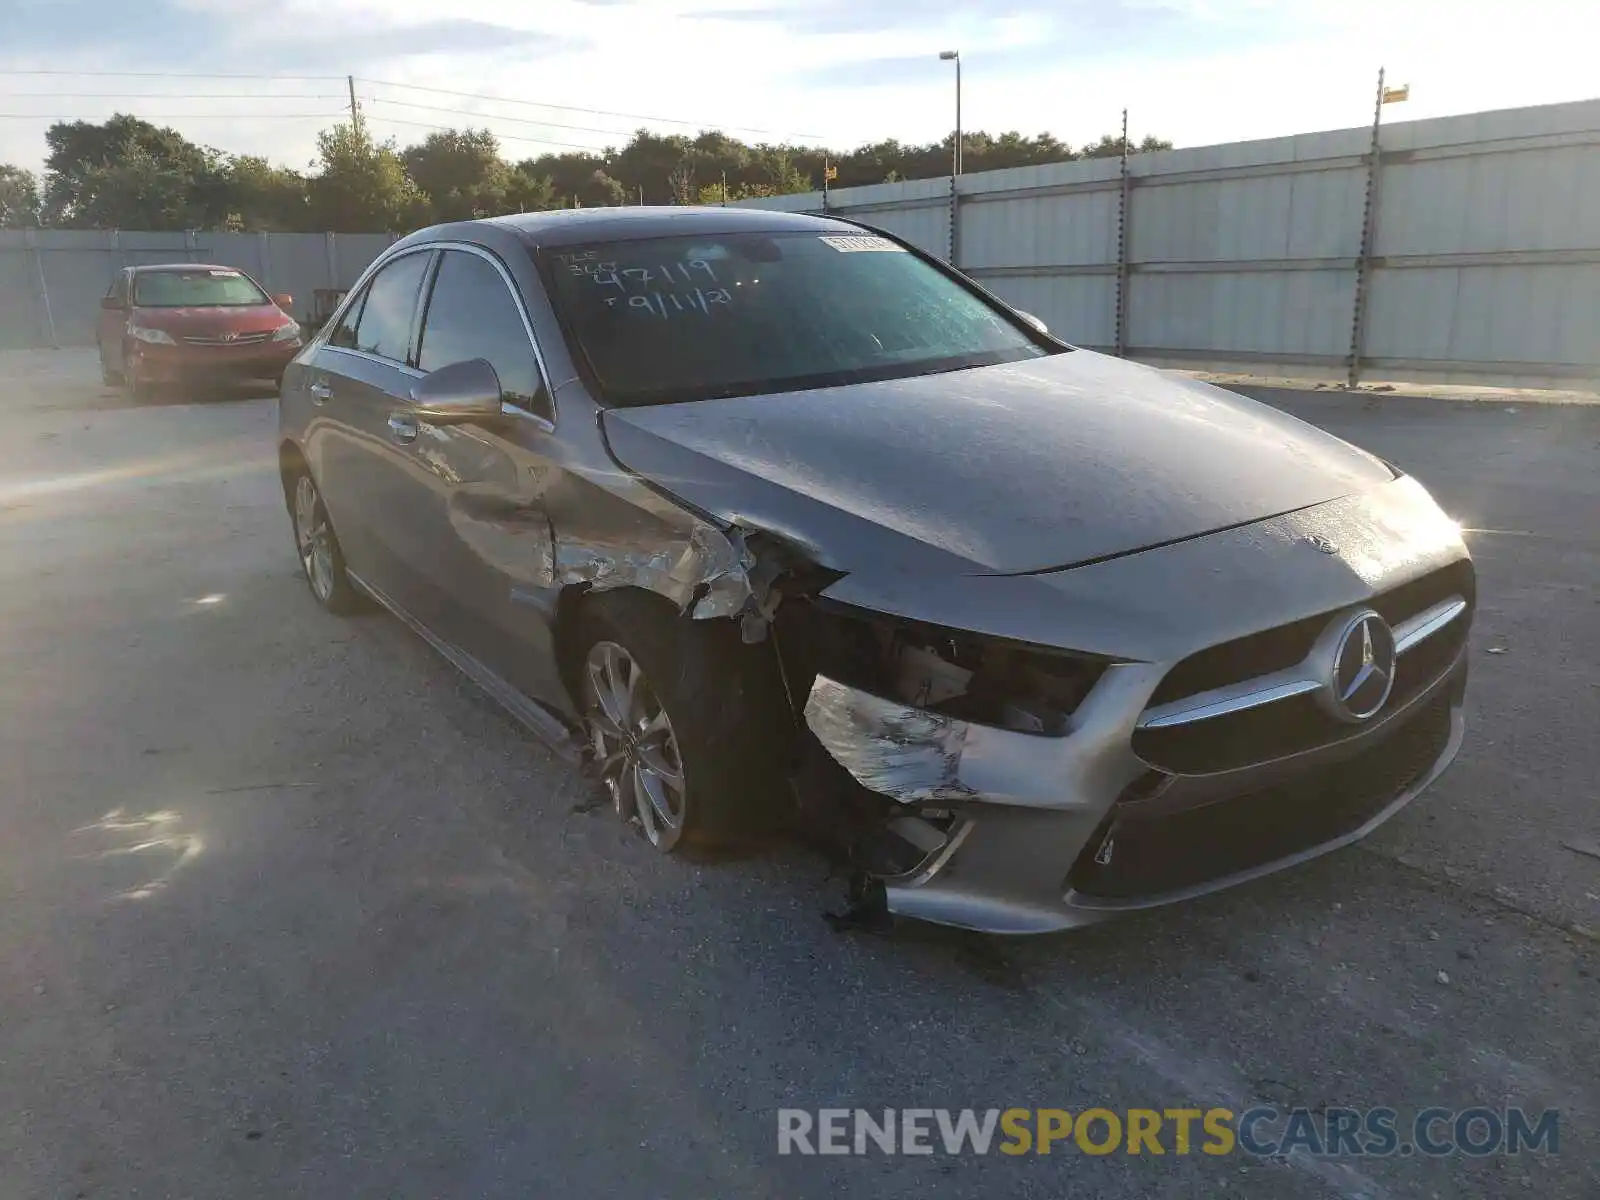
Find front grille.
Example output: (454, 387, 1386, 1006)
(1146, 562, 1474, 708)
(1070, 693, 1452, 901)
(1133, 562, 1472, 774)
(182, 331, 272, 346)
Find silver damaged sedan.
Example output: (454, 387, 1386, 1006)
(278, 207, 1472, 934)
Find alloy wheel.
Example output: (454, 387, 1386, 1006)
(293, 475, 335, 603)
(583, 640, 687, 850)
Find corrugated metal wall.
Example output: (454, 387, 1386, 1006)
(6, 98, 1595, 386)
(740, 97, 1600, 388)
(0, 230, 396, 350)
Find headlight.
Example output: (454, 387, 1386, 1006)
(128, 325, 175, 345)
(271, 321, 302, 344)
(779, 601, 1109, 736)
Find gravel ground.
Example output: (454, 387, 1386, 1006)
(2, 351, 1596, 1199)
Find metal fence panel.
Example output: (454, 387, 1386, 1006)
(5, 98, 1597, 387)
(733, 96, 1600, 388)
(0, 229, 397, 349)
(985, 275, 1117, 351)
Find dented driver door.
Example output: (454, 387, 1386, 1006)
(392, 246, 572, 706)
(402, 413, 572, 706)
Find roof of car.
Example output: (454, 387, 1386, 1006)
(128, 263, 247, 274)
(484, 205, 859, 247)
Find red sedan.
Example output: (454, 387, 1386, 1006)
(97, 264, 303, 399)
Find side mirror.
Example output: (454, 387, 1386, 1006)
(1016, 310, 1048, 335)
(272, 292, 294, 311)
(100, 295, 124, 311)
(410, 358, 504, 425)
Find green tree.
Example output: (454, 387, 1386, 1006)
(504, 164, 557, 213)
(72, 143, 201, 229)
(402, 128, 515, 221)
(309, 122, 425, 232)
(516, 153, 628, 208)
(222, 155, 310, 231)
(0, 164, 41, 227)
(41, 114, 226, 228)
(1079, 132, 1173, 159)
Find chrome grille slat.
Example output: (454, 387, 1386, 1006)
(1138, 672, 1321, 730)
(1392, 596, 1468, 654)
(182, 331, 272, 346)
(1139, 592, 1467, 732)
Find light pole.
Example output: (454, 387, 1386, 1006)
(939, 50, 961, 176)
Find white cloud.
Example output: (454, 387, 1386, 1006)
(1, 0, 1593, 178)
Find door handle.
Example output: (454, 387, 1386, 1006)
(308, 380, 332, 404)
(387, 413, 419, 444)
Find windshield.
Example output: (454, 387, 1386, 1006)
(541, 231, 1058, 405)
(133, 269, 269, 308)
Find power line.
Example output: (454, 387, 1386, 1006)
(363, 96, 634, 139)
(362, 113, 606, 154)
(0, 92, 346, 100)
(0, 69, 344, 81)
(0, 69, 828, 141)
(357, 76, 824, 140)
(0, 112, 345, 120)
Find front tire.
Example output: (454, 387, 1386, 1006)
(577, 592, 785, 851)
(288, 471, 365, 614)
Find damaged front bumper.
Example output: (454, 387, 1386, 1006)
(804, 654, 1468, 934)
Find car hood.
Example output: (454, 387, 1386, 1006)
(600, 349, 1393, 577)
(132, 304, 287, 335)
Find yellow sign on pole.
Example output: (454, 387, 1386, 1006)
(825, 165, 838, 181)
(1382, 84, 1410, 104)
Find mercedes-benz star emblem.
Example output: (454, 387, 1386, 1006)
(1322, 610, 1396, 723)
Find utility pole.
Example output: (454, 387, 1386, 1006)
(722, 171, 728, 205)
(347, 75, 362, 134)
(638, 184, 644, 206)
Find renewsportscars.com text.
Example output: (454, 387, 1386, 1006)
(777, 1107, 1560, 1158)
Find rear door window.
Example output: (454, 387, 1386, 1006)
(353, 252, 431, 365)
(417, 250, 549, 416)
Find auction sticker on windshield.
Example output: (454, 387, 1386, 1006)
(818, 235, 904, 253)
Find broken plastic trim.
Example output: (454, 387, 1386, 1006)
(803, 675, 977, 805)
(549, 520, 777, 630)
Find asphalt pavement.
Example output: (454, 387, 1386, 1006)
(1, 351, 1596, 1199)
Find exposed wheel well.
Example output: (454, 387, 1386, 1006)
(551, 584, 681, 710)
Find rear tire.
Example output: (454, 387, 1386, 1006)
(288, 470, 366, 615)
(576, 591, 787, 851)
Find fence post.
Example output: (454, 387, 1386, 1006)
(25, 228, 58, 349)
(1114, 108, 1131, 358)
(324, 231, 339, 288)
(1347, 69, 1388, 388)
(948, 176, 960, 267)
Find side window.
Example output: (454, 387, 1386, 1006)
(417, 250, 549, 415)
(109, 273, 128, 304)
(354, 252, 431, 364)
(326, 287, 367, 349)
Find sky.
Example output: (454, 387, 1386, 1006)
(1, 0, 1595, 176)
